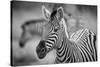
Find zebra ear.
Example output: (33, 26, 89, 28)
(42, 6, 50, 20)
(56, 7, 64, 21)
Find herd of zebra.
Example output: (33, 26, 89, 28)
(19, 6, 97, 64)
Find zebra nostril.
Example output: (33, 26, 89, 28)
(41, 48, 45, 53)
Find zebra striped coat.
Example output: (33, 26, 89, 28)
(36, 6, 97, 64)
(55, 28, 97, 63)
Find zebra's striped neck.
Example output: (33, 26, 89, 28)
(55, 28, 97, 63)
(55, 29, 85, 63)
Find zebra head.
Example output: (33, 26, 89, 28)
(36, 6, 67, 59)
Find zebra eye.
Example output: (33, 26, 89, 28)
(54, 28, 58, 32)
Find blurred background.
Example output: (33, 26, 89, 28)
(11, 0, 97, 66)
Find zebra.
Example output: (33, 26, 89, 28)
(19, 19, 46, 48)
(36, 6, 97, 63)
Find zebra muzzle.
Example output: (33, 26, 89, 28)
(19, 41, 25, 48)
(36, 40, 47, 59)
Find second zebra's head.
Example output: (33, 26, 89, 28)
(36, 6, 66, 59)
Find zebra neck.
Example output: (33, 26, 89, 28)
(56, 34, 80, 63)
(57, 32, 70, 49)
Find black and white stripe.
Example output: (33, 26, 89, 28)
(54, 29, 97, 63)
(44, 27, 97, 63)
(41, 6, 97, 63)
(45, 32, 58, 50)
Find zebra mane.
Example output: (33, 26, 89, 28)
(21, 19, 46, 30)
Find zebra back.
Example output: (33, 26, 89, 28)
(56, 28, 97, 63)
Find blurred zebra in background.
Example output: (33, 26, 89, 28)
(36, 6, 97, 63)
(19, 19, 47, 48)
